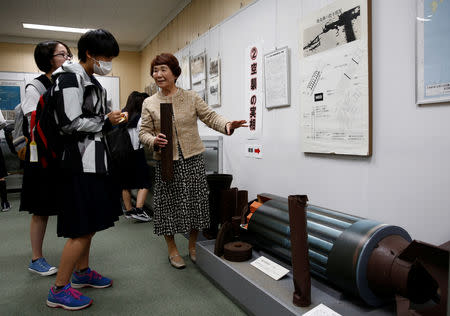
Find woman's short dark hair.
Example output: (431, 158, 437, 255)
(77, 29, 119, 62)
(34, 40, 72, 73)
(123, 91, 149, 118)
(151, 53, 181, 80)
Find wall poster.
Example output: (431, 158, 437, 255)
(416, 0, 450, 104)
(264, 47, 290, 108)
(208, 57, 221, 107)
(299, 0, 372, 156)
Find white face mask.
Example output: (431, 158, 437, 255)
(91, 57, 112, 75)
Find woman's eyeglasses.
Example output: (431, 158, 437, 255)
(53, 53, 72, 60)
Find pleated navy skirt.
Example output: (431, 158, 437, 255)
(57, 172, 122, 238)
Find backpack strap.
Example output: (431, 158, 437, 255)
(25, 75, 52, 95)
(29, 95, 45, 143)
(29, 108, 37, 143)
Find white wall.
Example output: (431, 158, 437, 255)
(179, 0, 450, 245)
(0, 71, 120, 110)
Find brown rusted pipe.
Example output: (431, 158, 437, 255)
(160, 103, 173, 181)
(288, 195, 311, 307)
(219, 188, 237, 224)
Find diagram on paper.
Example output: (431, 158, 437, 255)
(300, 41, 369, 154)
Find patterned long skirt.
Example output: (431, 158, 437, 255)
(153, 150, 210, 236)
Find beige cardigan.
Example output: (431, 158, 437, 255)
(139, 88, 229, 160)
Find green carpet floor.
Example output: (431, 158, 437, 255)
(0, 193, 247, 316)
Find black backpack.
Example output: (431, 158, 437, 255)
(29, 86, 63, 168)
(103, 123, 134, 172)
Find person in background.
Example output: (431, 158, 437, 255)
(0, 109, 10, 212)
(139, 53, 247, 269)
(19, 40, 72, 275)
(120, 91, 152, 222)
(45, 29, 123, 311)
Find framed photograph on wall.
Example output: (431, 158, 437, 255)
(193, 80, 207, 102)
(416, 0, 450, 104)
(299, 0, 372, 156)
(190, 53, 206, 84)
(208, 57, 221, 107)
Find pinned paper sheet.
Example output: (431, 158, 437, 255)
(250, 256, 289, 280)
(302, 303, 341, 316)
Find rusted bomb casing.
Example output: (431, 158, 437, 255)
(247, 193, 414, 306)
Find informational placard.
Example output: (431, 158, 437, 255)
(302, 304, 342, 316)
(416, 0, 450, 104)
(264, 47, 290, 108)
(299, 0, 372, 156)
(250, 256, 289, 280)
(246, 42, 263, 140)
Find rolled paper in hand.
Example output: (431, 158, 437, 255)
(160, 103, 174, 181)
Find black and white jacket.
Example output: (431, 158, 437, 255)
(52, 61, 112, 174)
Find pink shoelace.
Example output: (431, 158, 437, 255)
(64, 287, 82, 300)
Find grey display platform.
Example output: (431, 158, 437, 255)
(196, 239, 396, 316)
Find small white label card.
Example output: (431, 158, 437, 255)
(250, 256, 290, 280)
(302, 303, 342, 316)
(29, 141, 38, 163)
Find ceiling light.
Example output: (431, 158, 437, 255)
(23, 23, 92, 34)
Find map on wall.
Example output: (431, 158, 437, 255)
(299, 0, 371, 156)
(0, 81, 21, 110)
(0, 79, 24, 120)
(416, 0, 450, 104)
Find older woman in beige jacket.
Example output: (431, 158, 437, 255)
(139, 53, 246, 269)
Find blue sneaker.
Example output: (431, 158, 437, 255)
(28, 257, 58, 276)
(71, 268, 113, 289)
(46, 283, 92, 310)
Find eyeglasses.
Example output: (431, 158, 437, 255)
(53, 53, 72, 60)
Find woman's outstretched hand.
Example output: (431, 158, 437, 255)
(226, 120, 248, 135)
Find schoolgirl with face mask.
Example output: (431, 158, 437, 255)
(45, 29, 125, 311)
